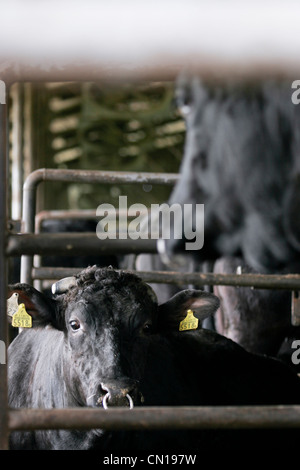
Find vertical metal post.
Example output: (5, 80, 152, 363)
(291, 291, 300, 326)
(20, 176, 37, 284)
(20, 84, 35, 284)
(0, 82, 9, 449)
(10, 83, 24, 221)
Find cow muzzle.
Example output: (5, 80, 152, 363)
(100, 379, 137, 409)
(87, 378, 138, 409)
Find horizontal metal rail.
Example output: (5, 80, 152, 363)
(8, 234, 157, 256)
(35, 209, 146, 229)
(31, 267, 300, 290)
(35, 210, 100, 226)
(134, 270, 300, 290)
(24, 168, 178, 193)
(9, 406, 300, 431)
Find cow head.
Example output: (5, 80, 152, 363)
(8, 266, 219, 409)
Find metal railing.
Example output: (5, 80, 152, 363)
(19, 168, 178, 284)
(9, 406, 300, 432)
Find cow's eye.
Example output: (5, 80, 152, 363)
(70, 320, 81, 331)
(142, 322, 152, 335)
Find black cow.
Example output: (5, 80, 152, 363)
(212, 257, 292, 354)
(7, 266, 300, 450)
(212, 256, 300, 371)
(160, 74, 300, 274)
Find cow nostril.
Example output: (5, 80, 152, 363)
(99, 380, 138, 408)
(101, 380, 137, 395)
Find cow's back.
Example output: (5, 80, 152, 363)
(8, 327, 64, 406)
(8, 327, 65, 449)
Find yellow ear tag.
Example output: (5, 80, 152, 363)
(179, 309, 199, 331)
(12, 303, 32, 328)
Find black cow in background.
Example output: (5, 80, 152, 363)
(162, 74, 300, 271)
(157, 74, 300, 365)
(213, 257, 295, 355)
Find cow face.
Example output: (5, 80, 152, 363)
(59, 269, 159, 408)
(8, 266, 220, 409)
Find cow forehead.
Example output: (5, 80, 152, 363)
(82, 284, 154, 304)
(65, 287, 156, 322)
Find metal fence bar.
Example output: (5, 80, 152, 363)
(0, 92, 9, 450)
(24, 168, 179, 187)
(20, 169, 178, 284)
(34, 209, 149, 232)
(34, 209, 145, 228)
(134, 270, 300, 291)
(9, 234, 158, 257)
(9, 406, 300, 431)
(31, 267, 300, 291)
(35, 210, 100, 228)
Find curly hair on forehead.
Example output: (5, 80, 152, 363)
(62, 265, 157, 305)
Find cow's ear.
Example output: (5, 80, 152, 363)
(157, 289, 220, 332)
(7, 283, 63, 329)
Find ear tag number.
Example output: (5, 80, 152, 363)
(12, 303, 32, 328)
(179, 309, 199, 331)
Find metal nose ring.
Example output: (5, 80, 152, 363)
(102, 392, 134, 409)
